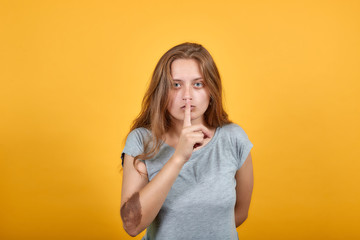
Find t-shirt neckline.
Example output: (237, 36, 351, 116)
(161, 126, 221, 158)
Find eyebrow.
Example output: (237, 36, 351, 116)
(172, 77, 203, 81)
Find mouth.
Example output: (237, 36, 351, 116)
(181, 105, 195, 109)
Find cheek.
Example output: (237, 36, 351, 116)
(166, 92, 178, 111)
(169, 92, 181, 105)
(198, 91, 210, 104)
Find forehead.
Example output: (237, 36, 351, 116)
(170, 58, 203, 79)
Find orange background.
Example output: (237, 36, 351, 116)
(1, 0, 359, 239)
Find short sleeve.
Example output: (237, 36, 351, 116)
(232, 125, 254, 169)
(121, 128, 149, 167)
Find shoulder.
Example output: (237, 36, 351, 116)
(126, 127, 152, 144)
(219, 123, 250, 139)
(220, 123, 253, 168)
(128, 127, 151, 138)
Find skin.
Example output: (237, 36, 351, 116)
(234, 152, 253, 227)
(167, 58, 210, 125)
(120, 192, 142, 232)
(165, 58, 214, 148)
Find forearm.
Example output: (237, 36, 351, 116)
(122, 155, 184, 236)
(235, 210, 248, 228)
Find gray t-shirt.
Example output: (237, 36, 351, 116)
(121, 123, 253, 240)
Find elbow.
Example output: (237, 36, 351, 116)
(121, 217, 142, 237)
(235, 213, 248, 228)
(123, 226, 140, 237)
(121, 214, 142, 237)
(120, 192, 143, 237)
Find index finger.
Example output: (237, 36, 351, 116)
(183, 99, 191, 128)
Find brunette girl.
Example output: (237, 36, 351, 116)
(120, 42, 254, 240)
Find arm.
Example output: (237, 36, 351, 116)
(121, 153, 184, 237)
(234, 151, 254, 228)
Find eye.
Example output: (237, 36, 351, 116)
(173, 82, 181, 88)
(194, 82, 204, 88)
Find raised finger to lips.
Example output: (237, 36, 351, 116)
(183, 99, 192, 128)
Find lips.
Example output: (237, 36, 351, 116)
(181, 105, 195, 109)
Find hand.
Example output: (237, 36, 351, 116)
(173, 99, 211, 164)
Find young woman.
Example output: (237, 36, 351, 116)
(120, 42, 254, 240)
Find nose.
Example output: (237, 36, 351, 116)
(182, 84, 193, 101)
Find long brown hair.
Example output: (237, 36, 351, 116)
(126, 42, 231, 174)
